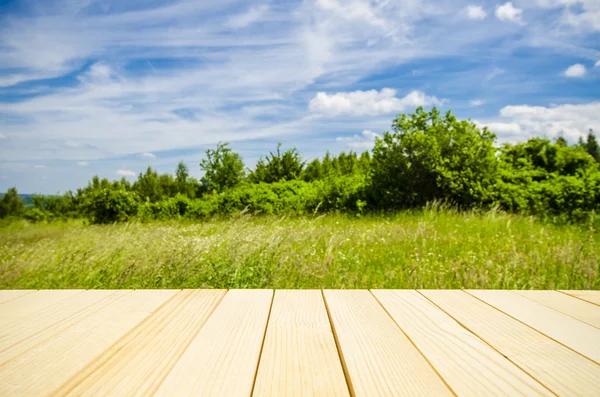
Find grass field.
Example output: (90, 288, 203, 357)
(1, 209, 599, 290)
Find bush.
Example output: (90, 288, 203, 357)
(370, 107, 498, 210)
(85, 188, 139, 224)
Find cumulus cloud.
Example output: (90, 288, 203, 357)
(116, 169, 136, 176)
(309, 89, 442, 117)
(336, 130, 381, 149)
(227, 5, 269, 29)
(466, 5, 487, 20)
(495, 2, 523, 24)
(470, 99, 485, 106)
(139, 152, 157, 159)
(77, 161, 89, 166)
(483, 102, 600, 141)
(563, 63, 587, 78)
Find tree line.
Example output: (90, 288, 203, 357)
(2, 107, 600, 224)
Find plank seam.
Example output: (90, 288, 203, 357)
(321, 289, 356, 397)
(463, 290, 600, 367)
(48, 289, 191, 396)
(250, 289, 276, 397)
(417, 290, 559, 397)
(557, 290, 600, 307)
(514, 291, 600, 331)
(369, 290, 458, 397)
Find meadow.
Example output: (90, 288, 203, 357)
(1, 209, 598, 290)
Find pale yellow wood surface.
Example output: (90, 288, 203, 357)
(0, 289, 126, 365)
(468, 289, 600, 363)
(560, 290, 600, 306)
(514, 290, 600, 329)
(0, 289, 177, 396)
(0, 289, 83, 326)
(155, 289, 273, 397)
(253, 290, 349, 397)
(0, 290, 34, 304)
(421, 290, 600, 396)
(323, 290, 452, 397)
(372, 290, 551, 397)
(53, 289, 224, 397)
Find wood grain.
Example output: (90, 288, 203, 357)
(0, 289, 177, 397)
(323, 290, 452, 397)
(0, 290, 83, 327)
(560, 290, 600, 306)
(468, 289, 600, 363)
(421, 289, 600, 396)
(52, 289, 223, 397)
(514, 290, 600, 329)
(0, 289, 127, 366)
(0, 290, 34, 304)
(372, 290, 551, 396)
(155, 289, 273, 397)
(253, 290, 349, 397)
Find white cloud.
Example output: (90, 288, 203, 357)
(470, 99, 485, 106)
(466, 5, 487, 20)
(336, 130, 380, 149)
(495, 2, 523, 24)
(116, 169, 136, 176)
(33, 165, 46, 169)
(485, 68, 505, 81)
(77, 161, 89, 166)
(496, 102, 600, 141)
(479, 122, 522, 136)
(309, 89, 442, 117)
(227, 5, 269, 29)
(563, 63, 587, 78)
(139, 152, 157, 159)
(595, 60, 600, 68)
(0, 133, 7, 140)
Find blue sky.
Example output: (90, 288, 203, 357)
(0, 0, 599, 194)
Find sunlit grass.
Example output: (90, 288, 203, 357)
(1, 209, 598, 289)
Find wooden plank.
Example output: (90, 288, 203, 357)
(514, 290, 600, 329)
(155, 289, 273, 397)
(253, 290, 349, 397)
(0, 290, 34, 304)
(52, 289, 224, 396)
(372, 290, 551, 396)
(468, 290, 600, 363)
(560, 290, 600, 306)
(0, 290, 83, 326)
(421, 290, 600, 396)
(0, 289, 178, 396)
(0, 289, 127, 365)
(323, 290, 452, 397)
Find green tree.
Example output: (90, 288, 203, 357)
(585, 129, 600, 162)
(0, 187, 25, 218)
(303, 158, 323, 182)
(249, 143, 305, 183)
(370, 107, 498, 209)
(200, 142, 245, 193)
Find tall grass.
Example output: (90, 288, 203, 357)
(1, 209, 598, 289)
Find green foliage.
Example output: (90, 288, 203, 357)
(249, 143, 305, 183)
(585, 130, 600, 162)
(494, 137, 600, 220)
(85, 188, 139, 224)
(0, 187, 25, 218)
(200, 142, 245, 193)
(3, 110, 599, 225)
(370, 107, 498, 209)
